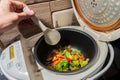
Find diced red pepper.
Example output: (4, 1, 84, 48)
(79, 55, 85, 60)
(52, 53, 57, 57)
(52, 60, 59, 65)
(67, 57, 72, 62)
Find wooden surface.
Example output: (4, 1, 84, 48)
(0, 27, 20, 46)
(17, 0, 52, 4)
(50, 0, 72, 12)
(29, 2, 52, 28)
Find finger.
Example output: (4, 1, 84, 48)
(11, 0, 26, 9)
(17, 10, 34, 20)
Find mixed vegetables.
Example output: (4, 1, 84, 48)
(45, 45, 90, 72)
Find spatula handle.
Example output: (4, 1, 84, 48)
(23, 6, 47, 31)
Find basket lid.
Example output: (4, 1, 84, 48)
(73, 0, 120, 31)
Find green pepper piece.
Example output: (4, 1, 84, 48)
(46, 57, 53, 61)
(73, 56, 77, 61)
(60, 59, 68, 70)
(76, 50, 82, 55)
(73, 60, 79, 67)
(54, 59, 69, 71)
(60, 59, 68, 68)
(70, 62, 75, 67)
(54, 63, 62, 71)
(54, 65, 62, 71)
(64, 51, 72, 58)
(71, 50, 77, 55)
(79, 58, 89, 67)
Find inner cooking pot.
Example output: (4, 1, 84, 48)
(34, 28, 98, 74)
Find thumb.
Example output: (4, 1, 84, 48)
(18, 10, 34, 20)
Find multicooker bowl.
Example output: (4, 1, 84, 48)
(34, 28, 98, 75)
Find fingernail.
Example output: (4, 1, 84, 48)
(23, 6, 34, 15)
(28, 10, 34, 15)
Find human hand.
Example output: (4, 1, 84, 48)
(0, 0, 34, 32)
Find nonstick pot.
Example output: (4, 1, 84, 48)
(34, 28, 98, 74)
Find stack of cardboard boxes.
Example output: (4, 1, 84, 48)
(0, 0, 73, 45)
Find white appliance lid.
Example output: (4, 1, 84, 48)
(73, 0, 120, 31)
(0, 41, 30, 80)
(72, 0, 120, 42)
